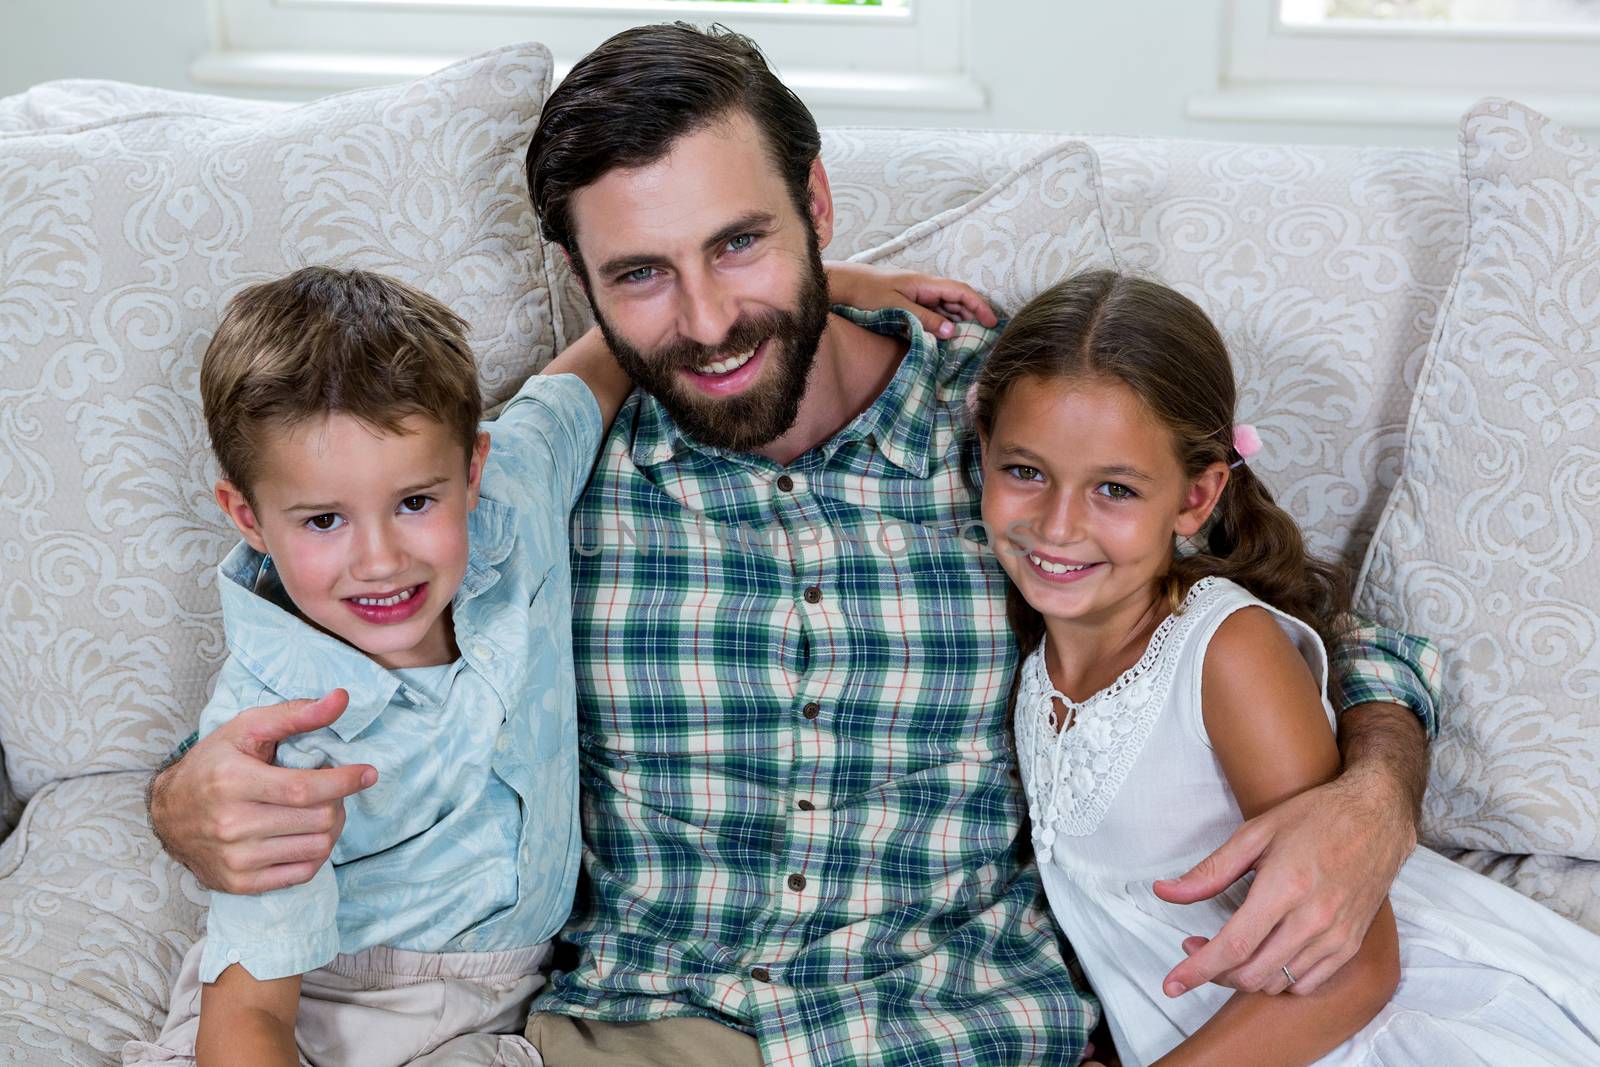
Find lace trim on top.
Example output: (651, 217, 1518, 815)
(1016, 577, 1225, 862)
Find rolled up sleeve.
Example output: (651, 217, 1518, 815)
(1329, 620, 1444, 738)
(199, 861, 341, 982)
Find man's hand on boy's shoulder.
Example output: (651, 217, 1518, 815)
(151, 690, 375, 895)
(540, 325, 632, 430)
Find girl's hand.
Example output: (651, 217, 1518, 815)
(824, 262, 999, 340)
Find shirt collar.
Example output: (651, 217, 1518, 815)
(629, 306, 939, 477)
(216, 496, 517, 742)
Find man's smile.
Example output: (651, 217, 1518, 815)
(681, 336, 772, 397)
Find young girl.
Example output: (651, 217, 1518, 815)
(976, 271, 1600, 1066)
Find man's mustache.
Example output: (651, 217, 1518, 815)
(650, 310, 792, 372)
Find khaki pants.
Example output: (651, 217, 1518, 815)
(123, 939, 550, 1066)
(526, 1013, 763, 1067)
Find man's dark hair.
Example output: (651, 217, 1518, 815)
(526, 22, 822, 260)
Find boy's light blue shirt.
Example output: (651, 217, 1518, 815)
(197, 373, 601, 983)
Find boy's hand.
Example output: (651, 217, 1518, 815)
(150, 690, 376, 894)
(824, 262, 999, 339)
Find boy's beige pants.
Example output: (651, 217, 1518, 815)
(122, 938, 550, 1066)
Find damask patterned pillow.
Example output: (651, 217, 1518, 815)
(1090, 137, 1466, 567)
(0, 78, 287, 133)
(845, 140, 1118, 317)
(0, 43, 562, 801)
(1357, 98, 1600, 860)
(821, 127, 1064, 261)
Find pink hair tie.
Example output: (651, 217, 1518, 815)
(1230, 424, 1262, 469)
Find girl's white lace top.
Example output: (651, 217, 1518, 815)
(1017, 576, 1239, 862)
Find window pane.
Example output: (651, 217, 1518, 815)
(1284, 0, 1600, 25)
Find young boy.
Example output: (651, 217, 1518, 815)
(122, 266, 629, 1067)
(125, 261, 984, 1065)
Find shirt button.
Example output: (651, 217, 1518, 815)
(802, 586, 822, 604)
(787, 873, 807, 892)
(476, 642, 495, 661)
(776, 474, 794, 493)
(495, 735, 510, 753)
(751, 967, 772, 983)
(802, 702, 820, 720)
(797, 799, 815, 811)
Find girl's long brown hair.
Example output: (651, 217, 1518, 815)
(974, 270, 1351, 655)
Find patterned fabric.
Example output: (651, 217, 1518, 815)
(193, 373, 598, 983)
(0, 44, 565, 804)
(1357, 99, 1600, 861)
(0, 773, 209, 1065)
(0, 78, 286, 133)
(847, 140, 1113, 320)
(1328, 621, 1442, 736)
(1447, 849, 1600, 934)
(543, 306, 1440, 1067)
(819, 128, 1470, 570)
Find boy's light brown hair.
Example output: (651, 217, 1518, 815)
(201, 266, 482, 502)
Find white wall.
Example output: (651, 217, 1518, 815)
(0, 1, 212, 100)
(0, 0, 1575, 150)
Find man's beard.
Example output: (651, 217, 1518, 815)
(592, 235, 831, 453)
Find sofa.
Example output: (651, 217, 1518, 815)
(2, 42, 1596, 1065)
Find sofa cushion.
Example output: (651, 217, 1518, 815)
(0, 78, 287, 133)
(0, 772, 205, 1066)
(1445, 849, 1600, 935)
(821, 128, 1064, 262)
(814, 128, 1465, 566)
(846, 140, 1118, 317)
(1357, 98, 1600, 860)
(1092, 137, 1466, 568)
(0, 44, 560, 801)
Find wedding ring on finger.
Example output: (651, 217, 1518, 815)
(1281, 965, 1297, 987)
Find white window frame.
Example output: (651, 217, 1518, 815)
(1190, 0, 1600, 129)
(193, 0, 985, 117)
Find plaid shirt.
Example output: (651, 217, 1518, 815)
(538, 308, 1440, 1066)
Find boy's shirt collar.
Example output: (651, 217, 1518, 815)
(215, 495, 517, 742)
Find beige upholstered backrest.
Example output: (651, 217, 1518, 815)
(0, 48, 563, 799)
(822, 128, 1466, 567)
